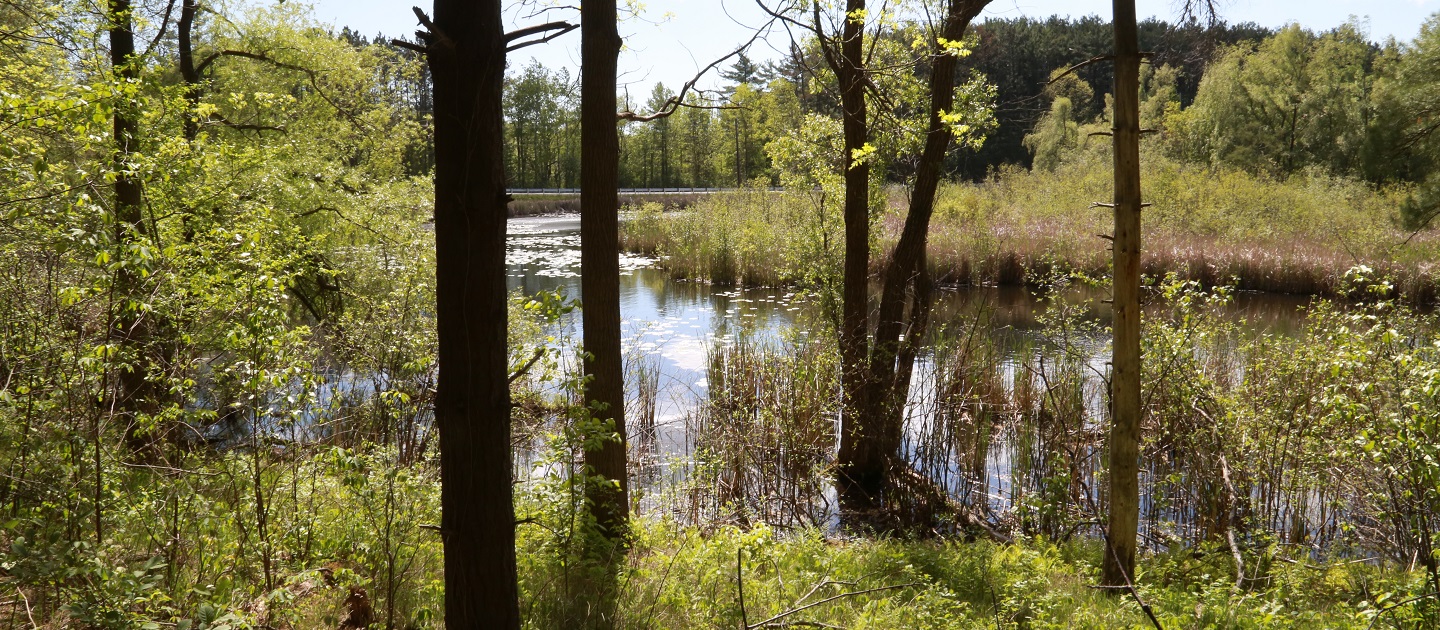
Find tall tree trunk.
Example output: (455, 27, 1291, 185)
(109, 0, 157, 457)
(178, 0, 199, 141)
(861, 0, 991, 514)
(581, 0, 629, 540)
(424, 0, 520, 625)
(1103, 0, 1144, 590)
(833, 0, 879, 518)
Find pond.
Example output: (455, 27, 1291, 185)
(507, 214, 1325, 537)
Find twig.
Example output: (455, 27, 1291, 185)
(118, 461, 221, 476)
(16, 586, 36, 630)
(617, 15, 775, 122)
(508, 347, 546, 384)
(1047, 54, 1113, 86)
(745, 583, 924, 629)
(504, 21, 578, 52)
(738, 548, 748, 629)
(1102, 529, 1165, 630)
(1365, 591, 1440, 630)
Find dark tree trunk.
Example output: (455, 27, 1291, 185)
(833, 0, 879, 518)
(834, 0, 992, 523)
(1103, 0, 1144, 590)
(178, 0, 199, 140)
(424, 0, 520, 625)
(860, 0, 991, 513)
(580, 0, 630, 540)
(109, 0, 157, 457)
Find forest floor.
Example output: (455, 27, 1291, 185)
(512, 518, 1432, 629)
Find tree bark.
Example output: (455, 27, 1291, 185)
(832, 0, 879, 519)
(425, 0, 520, 625)
(109, 0, 158, 457)
(581, 0, 630, 540)
(178, 0, 199, 140)
(1103, 0, 1144, 590)
(859, 0, 991, 516)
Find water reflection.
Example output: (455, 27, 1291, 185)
(507, 215, 1323, 536)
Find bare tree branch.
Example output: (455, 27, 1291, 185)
(390, 38, 426, 54)
(504, 20, 574, 42)
(505, 22, 577, 52)
(141, 0, 178, 59)
(616, 16, 776, 122)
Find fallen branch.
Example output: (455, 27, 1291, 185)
(508, 347, 546, 384)
(745, 582, 923, 629)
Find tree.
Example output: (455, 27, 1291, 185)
(1103, 0, 1144, 591)
(1023, 97, 1080, 170)
(581, 0, 630, 545)
(721, 52, 762, 87)
(406, 1, 520, 625)
(109, 0, 161, 462)
(1376, 15, 1440, 228)
(1167, 23, 1374, 176)
(828, 0, 877, 522)
(760, 0, 994, 525)
(857, 0, 994, 521)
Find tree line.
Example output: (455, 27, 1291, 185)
(495, 15, 1279, 189)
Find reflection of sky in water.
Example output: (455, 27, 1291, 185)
(507, 215, 813, 472)
(507, 215, 1320, 522)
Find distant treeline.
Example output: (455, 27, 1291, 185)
(490, 16, 1277, 188)
(367, 14, 1440, 219)
(956, 16, 1274, 177)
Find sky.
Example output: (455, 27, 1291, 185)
(302, 0, 1440, 95)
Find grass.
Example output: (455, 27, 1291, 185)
(622, 143, 1440, 304)
(510, 192, 708, 217)
(917, 146, 1436, 303)
(515, 517, 1431, 629)
(7, 286, 1440, 628)
(620, 189, 841, 288)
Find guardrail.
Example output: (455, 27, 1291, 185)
(507, 187, 784, 195)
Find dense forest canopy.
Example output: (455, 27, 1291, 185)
(496, 15, 1284, 188)
(7, 0, 1440, 627)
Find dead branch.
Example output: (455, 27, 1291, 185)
(390, 38, 426, 54)
(1046, 54, 1113, 86)
(141, 0, 178, 59)
(508, 347, 546, 384)
(409, 7, 452, 51)
(745, 583, 924, 629)
(505, 20, 574, 42)
(507, 27, 575, 52)
(617, 16, 775, 122)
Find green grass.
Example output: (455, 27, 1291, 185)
(916, 145, 1434, 301)
(516, 517, 1431, 629)
(623, 144, 1439, 303)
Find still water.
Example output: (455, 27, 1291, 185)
(506, 214, 1320, 531)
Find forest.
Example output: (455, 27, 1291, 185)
(5, 0, 1440, 628)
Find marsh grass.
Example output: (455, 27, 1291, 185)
(675, 332, 840, 529)
(509, 192, 705, 217)
(620, 189, 841, 288)
(624, 147, 1440, 303)
(916, 148, 1438, 302)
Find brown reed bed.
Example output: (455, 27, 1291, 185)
(878, 150, 1440, 304)
(620, 146, 1439, 303)
(509, 192, 705, 217)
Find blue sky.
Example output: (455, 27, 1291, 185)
(302, 0, 1439, 95)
